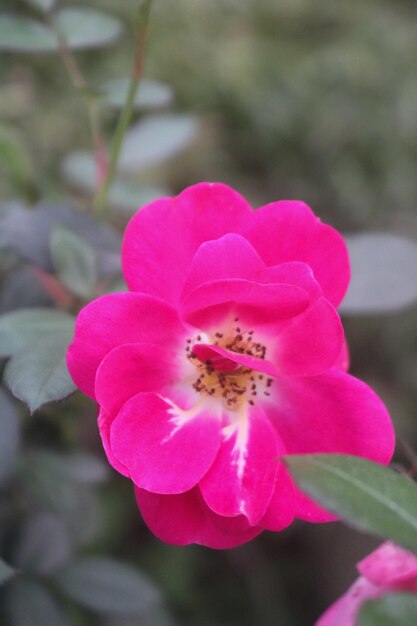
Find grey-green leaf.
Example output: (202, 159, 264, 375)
(341, 234, 417, 314)
(0, 308, 74, 357)
(24, 453, 102, 546)
(0, 559, 15, 585)
(61, 151, 169, 212)
(57, 557, 161, 614)
(50, 225, 97, 299)
(55, 8, 122, 50)
(4, 333, 76, 413)
(102, 78, 173, 110)
(30, 450, 109, 486)
(284, 454, 417, 555)
(24, 0, 56, 12)
(0, 9, 121, 53)
(13, 512, 72, 575)
(0, 389, 20, 484)
(119, 114, 199, 172)
(0, 16, 54, 52)
(6, 580, 69, 626)
(359, 593, 417, 626)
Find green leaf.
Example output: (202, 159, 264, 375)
(24, 450, 105, 546)
(119, 114, 199, 172)
(0, 16, 54, 52)
(0, 308, 75, 357)
(0, 125, 32, 191)
(341, 234, 417, 314)
(0, 389, 20, 484)
(6, 580, 69, 626)
(13, 512, 72, 575)
(359, 593, 417, 626)
(56, 557, 160, 614)
(24, 0, 56, 12)
(61, 151, 169, 213)
(284, 454, 417, 555)
(0, 9, 122, 53)
(55, 8, 122, 50)
(102, 78, 173, 110)
(50, 225, 97, 299)
(29, 450, 109, 486)
(4, 333, 76, 413)
(0, 559, 15, 585)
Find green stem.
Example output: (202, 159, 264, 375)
(93, 0, 153, 217)
(47, 14, 105, 203)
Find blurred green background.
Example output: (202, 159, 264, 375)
(0, 1, 417, 625)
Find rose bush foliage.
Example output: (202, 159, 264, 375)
(67, 183, 394, 548)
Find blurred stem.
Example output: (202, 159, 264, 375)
(47, 14, 106, 195)
(93, 0, 153, 218)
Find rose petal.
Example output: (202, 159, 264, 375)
(335, 338, 350, 372)
(273, 297, 344, 377)
(67, 293, 186, 398)
(110, 392, 221, 494)
(266, 369, 395, 522)
(122, 183, 252, 305)
(98, 407, 130, 477)
(182, 233, 266, 298)
(199, 406, 280, 524)
(182, 278, 309, 328)
(192, 343, 279, 378)
(358, 542, 417, 591)
(259, 261, 322, 300)
(315, 578, 382, 626)
(95, 342, 179, 415)
(135, 486, 263, 549)
(242, 200, 350, 306)
(260, 464, 296, 531)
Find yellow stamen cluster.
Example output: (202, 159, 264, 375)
(185, 318, 273, 410)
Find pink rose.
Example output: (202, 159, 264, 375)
(67, 183, 394, 548)
(316, 542, 417, 625)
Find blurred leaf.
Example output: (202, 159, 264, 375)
(25, 451, 105, 546)
(0, 308, 74, 357)
(119, 114, 199, 172)
(30, 450, 109, 486)
(0, 559, 15, 585)
(4, 333, 76, 413)
(0, 203, 121, 276)
(0, 16, 53, 52)
(0, 246, 19, 272)
(0, 9, 122, 53)
(57, 557, 161, 615)
(102, 78, 173, 110)
(6, 580, 69, 626)
(359, 593, 417, 626)
(341, 234, 417, 314)
(61, 489, 102, 547)
(13, 512, 72, 575)
(285, 454, 417, 555)
(61, 151, 169, 213)
(0, 267, 53, 314)
(55, 8, 122, 50)
(25, 0, 56, 12)
(0, 389, 20, 484)
(50, 225, 97, 299)
(0, 125, 32, 191)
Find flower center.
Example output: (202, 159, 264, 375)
(185, 318, 273, 410)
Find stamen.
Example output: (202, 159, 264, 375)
(185, 326, 273, 410)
